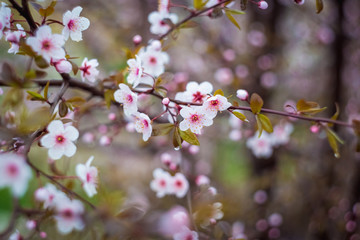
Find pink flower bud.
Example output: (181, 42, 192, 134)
(82, 132, 95, 144)
(188, 145, 199, 155)
(161, 152, 172, 166)
(162, 97, 170, 105)
(195, 175, 210, 186)
(254, 190, 268, 204)
(26, 220, 36, 230)
(208, 186, 217, 196)
(268, 228, 281, 239)
(108, 112, 116, 121)
(132, 35, 142, 45)
(258, 1, 269, 9)
(169, 162, 177, 171)
(40, 231, 47, 238)
(310, 125, 320, 133)
(54, 59, 72, 74)
(236, 89, 249, 101)
(99, 136, 112, 146)
(210, 218, 217, 225)
(256, 219, 268, 232)
(294, 0, 305, 5)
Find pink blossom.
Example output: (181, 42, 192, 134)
(26, 220, 37, 230)
(62, 6, 90, 42)
(79, 58, 99, 82)
(173, 227, 199, 240)
(138, 44, 169, 77)
(158, 206, 190, 237)
(214, 67, 233, 85)
(54, 198, 84, 234)
(150, 168, 172, 198)
(40, 120, 79, 160)
(258, 1, 269, 10)
(99, 135, 112, 146)
(170, 173, 189, 198)
(132, 35, 142, 45)
(294, 0, 305, 5)
(203, 95, 231, 118)
(5, 24, 26, 54)
(270, 122, 294, 146)
(76, 156, 98, 197)
(35, 183, 67, 209)
(175, 81, 213, 104)
(179, 106, 213, 134)
(246, 132, 273, 158)
(162, 97, 170, 105)
(133, 112, 152, 141)
(195, 175, 210, 186)
(51, 58, 72, 74)
(148, 11, 178, 35)
(268, 213, 283, 227)
(114, 84, 138, 116)
(0, 153, 32, 197)
(26, 25, 66, 63)
(126, 55, 143, 87)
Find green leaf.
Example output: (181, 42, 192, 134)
(194, 0, 209, 9)
(180, 129, 200, 145)
(255, 115, 263, 137)
(258, 114, 273, 133)
(173, 127, 182, 149)
(224, 8, 245, 15)
(296, 99, 326, 115)
(316, 0, 323, 14)
(26, 91, 46, 101)
(59, 101, 68, 117)
(225, 12, 241, 30)
(68, 60, 78, 75)
(250, 93, 263, 114)
(44, 81, 50, 100)
(152, 123, 175, 136)
(214, 89, 224, 96)
(232, 110, 247, 122)
(326, 128, 343, 158)
(35, 56, 49, 69)
(105, 89, 116, 109)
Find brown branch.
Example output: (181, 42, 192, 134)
(8, 0, 37, 32)
(158, 0, 233, 40)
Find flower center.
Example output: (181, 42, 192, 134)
(175, 180, 182, 188)
(80, 64, 91, 75)
(135, 68, 140, 76)
(62, 209, 74, 219)
(126, 94, 133, 103)
(142, 119, 149, 128)
(192, 91, 204, 103)
(67, 19, 75, 30)
(149, 56, 157, 64)
(210, 100, 219, 107)
(56, 135, 65, 144)
(159, 20, 167, 26)
(257, 140, 265, 148)
(186, 235, 194, 240)
(159, 179, 166, 187)
(7, 163, 19, 177)
(41, 40, 51, 50)
(86, 172, 92, 183)
(190, 114, 200, 123)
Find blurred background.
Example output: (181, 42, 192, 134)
(1, 0, 360, 239)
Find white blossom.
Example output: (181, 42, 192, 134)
(246, 132, 273, 158)
(179, 106, 213, 134)
(79, 57, 99, 82)
(76, 156, 98, 197)
(5, 24, 26, 54)
(126, 55, 143, 87)
(26, 25, 66, 63)
(0, 153, 32, 197)
(173, 227, 199, 240)
(169, 173, 189, 198)
(62, 6, 90, 42)
(54, 198, 84, 234)
(40, 120, 79, 160)
(175, 81, 213, 104)
(114, 83, 138, 116)
(35, 183, 67, 209)
(148, 11, 178, 35)
(133, 112, 152, 141)
(150, 168, 172, 198)
(202, 95, 231, 118)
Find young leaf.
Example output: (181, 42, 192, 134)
(155, 86, 168, 98)
(296, 99, 326, 115)
(328, 103, 340, 127)
(194, 0, 209, 9)
(224, 8, 245, 15)
(225, 12, 241, 30)
(44, 81, 50, 100)
(255, 115, 263, 137)
(258, 114, 273, 133)
(155, 72, 174, 86)
(250, 93, 263, 114)
(152, 123, 175, 136)
(104, 89, 116, 109)
(59, 101, 68, 117)
(214, 89, 224, 96)
(316, 0, 323, 14)
(66, 97, 86, 103)
(326, 128, 343, 158)
(232, 110, 247, 122)
(27, 91, 46, 101)
(180, 129, 200, 146)
(173, 127, 183, 149)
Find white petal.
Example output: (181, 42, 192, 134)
(179, 120, 190, 131)
(64, 141, 77, 157)
(40, 133, 56, 148)
(64, 126, 79, 141)
(72, 6, 83, 16)
(48, 145, 65, 160)
(47, 120, 65, 135)
(75, 164, 87, 181)
(70, 30, 82, 42)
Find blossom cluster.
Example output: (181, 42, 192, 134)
(150, 168, 189, 198)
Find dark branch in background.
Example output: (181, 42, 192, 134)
(158, 0, 232, 40)
(8, 0, 37, 32)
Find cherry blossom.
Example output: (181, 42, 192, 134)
(202, 95, 231, 117)
(270, 122, 294, 146)
(79, 57, 99, 82)
(258, 1, 269, 10)
(195, 175, 210, 186)
(9, 230, 22, 240)
(76, 156, 98, 197)
(0, 153, 32, 197)
(173, 227, 199, 240)
(148, 10, 178, 35)
(5, 24, 26, 54)
(236, 89, 249, 101)
(179, 106, 214, 134)
(158, 206, 190, 236)
(138, 42, 169, 77)
(40, 120, 79, 160)
(26, 25, 66, 63)
(246, 132, 273, 158)
(133, 112, 152, 141)
(175, 81, 213, 104)
(126, 55, 143, 87)
(158, 0, 170, 13)
(62, 6, 90, 42)
(114, 83, 138, 116)
(35, 183, 67, 209)
(0, 2, 11, 38)
(51, 58, 72, 74)
(294, 0, 305, 5)
(54, 198, 84, 234)
(150, 168, 172, 198)
(170, 173, 189, 198)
